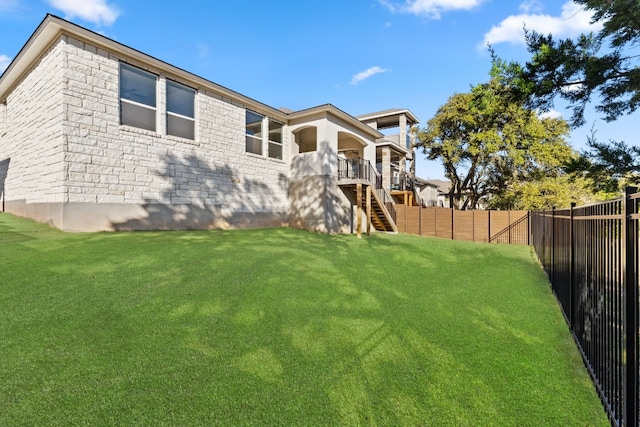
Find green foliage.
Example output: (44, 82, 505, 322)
(493, 0, 640, 127)
(565, 128, 640, 194)
(487, 175, 596, 210)
(416, 76, 575, 210)
(0, 214, 609, 426)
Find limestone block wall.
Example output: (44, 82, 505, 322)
(56, 35, 289, 231)
(0, 39, 66, 226)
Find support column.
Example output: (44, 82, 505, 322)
(356, 183, 363, 238)
(410, 126, 417, 175)
(366, 186, 371, 236)
(399, 114, 407, 150)
(382, 147, 391, 192)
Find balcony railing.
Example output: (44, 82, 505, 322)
(338, 158, 396, 223)
(392, 171, 423, 207)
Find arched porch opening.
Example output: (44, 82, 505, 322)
(292, 126, 318, 155)
(337, 131, 366, 160)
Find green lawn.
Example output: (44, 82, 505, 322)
(0, 212, 608, 426)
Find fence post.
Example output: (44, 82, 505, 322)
(451, 208, 454, 240)
(527, 211, 531, 246)
(624, 186, 639, 427)
(569, 202, 576, 328)
(488, 210, 491, 243)
(551, 207, 556, 287)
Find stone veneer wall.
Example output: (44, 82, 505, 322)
(2, 35, 290, 231)
(0, 39, 66, 227)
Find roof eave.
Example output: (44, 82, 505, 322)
(0, 15, 288, 121)
(288, 104, 384, 138)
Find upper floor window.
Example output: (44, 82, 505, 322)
(268, 120, 283, 160)
(167, 80, 195, 140)
(246, 110, 263, 155)
(120, 63, 157, 131)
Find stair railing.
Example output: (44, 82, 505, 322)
(337, 158, 397, 223)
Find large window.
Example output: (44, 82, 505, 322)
(246, 110, 263, 155)
(167, 80, 195, 140)
(268, 120, 283, 160)
(120, 63, 157, 131)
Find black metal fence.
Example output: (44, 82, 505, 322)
(530, 187, 639, 426)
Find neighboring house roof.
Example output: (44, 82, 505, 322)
(0, 14, 385, 139)
(415, 177, 451, 194)
(424, 179, 451, 194)
(414, 177, 439, 189)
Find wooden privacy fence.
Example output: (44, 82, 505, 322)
(395, 205, 530, 245)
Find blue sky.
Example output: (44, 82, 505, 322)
(1, 0, 636, 180)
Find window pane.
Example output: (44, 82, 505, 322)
(120, 63, 156, 107)
(268, 120, 283, 143)
(269, 142, 283, 160)
(167, 114, 195, 140)
(246, 135, 262, 155)
(246, 110, 263, 137)
(167, 81, 195, 118)
(121, 101, 156, 131)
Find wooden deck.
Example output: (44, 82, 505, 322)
(391, 190, 418, 206)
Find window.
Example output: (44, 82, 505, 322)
(268, 120, 283, 160)
(167, 80, 195, 140)
(246, 110, 263, 155)
(120, 63, 157, 131)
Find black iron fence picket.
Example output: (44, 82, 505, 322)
(530, 187, 639, 426)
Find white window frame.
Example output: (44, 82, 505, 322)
(246, 110, 264, 155)
(119, 63, 158, 132)
(268, 119, 284, 160)
(166, 80, 196, 140)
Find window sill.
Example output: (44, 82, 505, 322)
(120, 125, 160, 138)
(166, 134, 199, 146)
(245, 151, 286, 164)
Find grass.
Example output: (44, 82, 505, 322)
(0, 212, 608, 426)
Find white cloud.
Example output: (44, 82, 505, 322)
(537, 109, 563, 119)
(351, 66, 389, 85)
(46, 0, 120, 26)
(519, 0, 543, 14)
(480, 1, 603, 49)
(379, 0, 485, 19)
(0, 54, 11, 73)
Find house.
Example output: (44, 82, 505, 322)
(0, 15, 419, 234)
(415, 178, 451, 208)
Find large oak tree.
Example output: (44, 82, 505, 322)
(416, 78, 575, 210)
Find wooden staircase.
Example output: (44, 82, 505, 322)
(340, 182, 397, 233)
(337, 158, 398, 235)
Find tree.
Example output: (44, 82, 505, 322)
(565, 128, 640, 194)
(416, 78, 575, 209)
(495, 0, 640, 127)
(487, 175, 596, 210)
